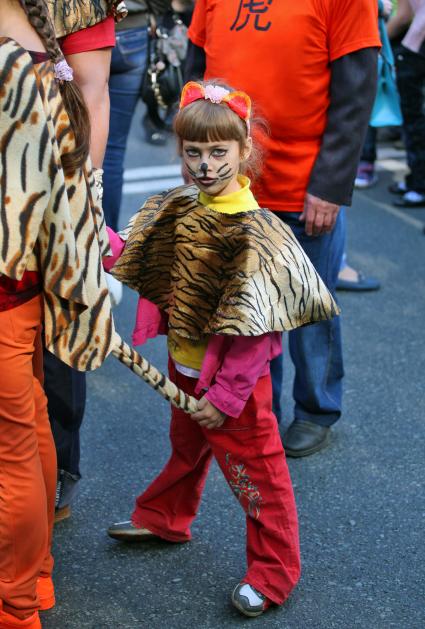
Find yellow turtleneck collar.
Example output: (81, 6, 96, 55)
(198, 175, 260, 214)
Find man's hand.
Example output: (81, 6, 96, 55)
(299, 193, 340, 236)
(191, 396, 226, 430)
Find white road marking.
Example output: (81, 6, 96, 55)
(124, 164, 182, 181)
(356, 192, 424, 231)
(376, 159, 408, 173)
(377, 146, 406, 161)
(123, 176, 184, 195)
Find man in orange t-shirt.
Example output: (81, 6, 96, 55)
(187, 0, 381, 457)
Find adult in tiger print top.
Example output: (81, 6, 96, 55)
(46, 0, 128, 37)
(0, 38, 115, 370)
(0, 0, 118, 622)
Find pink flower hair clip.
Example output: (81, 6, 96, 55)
(204, 84, 230, 104)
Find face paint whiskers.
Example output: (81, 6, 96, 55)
(216, 163, 233, 182)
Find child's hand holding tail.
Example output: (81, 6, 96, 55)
(191, 396, 226, 429)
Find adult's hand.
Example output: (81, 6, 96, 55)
(299, 193, 340, 236)
(382, 0, 393, 17)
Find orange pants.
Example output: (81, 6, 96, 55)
(0, 296, 56, 620)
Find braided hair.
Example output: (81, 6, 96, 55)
(19, 0, 91, 176)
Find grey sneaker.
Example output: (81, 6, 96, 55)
(107, 521, 158, 542)
(231, 582, 271, 617)
(55, 470, 80, 523)
(354, 162, 378, 189)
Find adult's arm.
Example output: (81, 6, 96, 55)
(303, 47, 378, 235)
(402, 1, 425, 52)
(66, 49, 112, 169)
(387, 0, 413, 40)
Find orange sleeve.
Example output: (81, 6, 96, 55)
(188, 0, 207, 48)
(328, 0, 381, 62)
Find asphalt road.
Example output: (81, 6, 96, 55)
(42, 107, 425, 629)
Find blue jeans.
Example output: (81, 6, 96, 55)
(103, 27, 147, 231)
(270, 209, 345, 427)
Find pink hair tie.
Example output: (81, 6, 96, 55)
(54, 59, 74, 82)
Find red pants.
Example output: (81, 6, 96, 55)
(133, 362, 301, 604)
(0, 296, 56, 620)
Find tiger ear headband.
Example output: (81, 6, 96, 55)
(179, 82, 252, 134)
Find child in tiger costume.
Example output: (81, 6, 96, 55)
(105, 81, 339, 617)
(0, 1, 116, 627)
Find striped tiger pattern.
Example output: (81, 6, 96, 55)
(112, 185, 340, 339)
(0, 39, 115, 370)
(46, 0, 116, 37)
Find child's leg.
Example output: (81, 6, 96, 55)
(132, 362, 214, 542)
(207, 374, 301, 605)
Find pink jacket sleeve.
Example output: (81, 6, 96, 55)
(204, 333, 280, 418)
(103, 226, 125, 272)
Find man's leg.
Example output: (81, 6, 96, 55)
(43, 350, 85, 520)
(277, 210, 345, 456)
(359, 125, 378, 165)
(394, 46, 425, 206)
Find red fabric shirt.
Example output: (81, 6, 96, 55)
(188, 0, 381, 212)
(0, 273, 41, 312)
(59, 15, 116, 55)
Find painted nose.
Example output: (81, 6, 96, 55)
(200, 162, 208, 176)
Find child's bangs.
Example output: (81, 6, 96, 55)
(174, 100, 246, 144)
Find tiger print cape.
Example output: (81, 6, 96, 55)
(0, 38, 115, 371)
(111, 186, 340, 339)
(46, 0, 127, 38)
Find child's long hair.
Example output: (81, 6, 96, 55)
(174, 80, 266, 180)
(19, 0, 90, 176)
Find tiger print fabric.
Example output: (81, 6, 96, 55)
(0, 39, 115, 370)
(111, 185, 340, 339)
(46, 0, 126, 38)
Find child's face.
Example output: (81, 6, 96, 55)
(182, 138, 251, 197)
